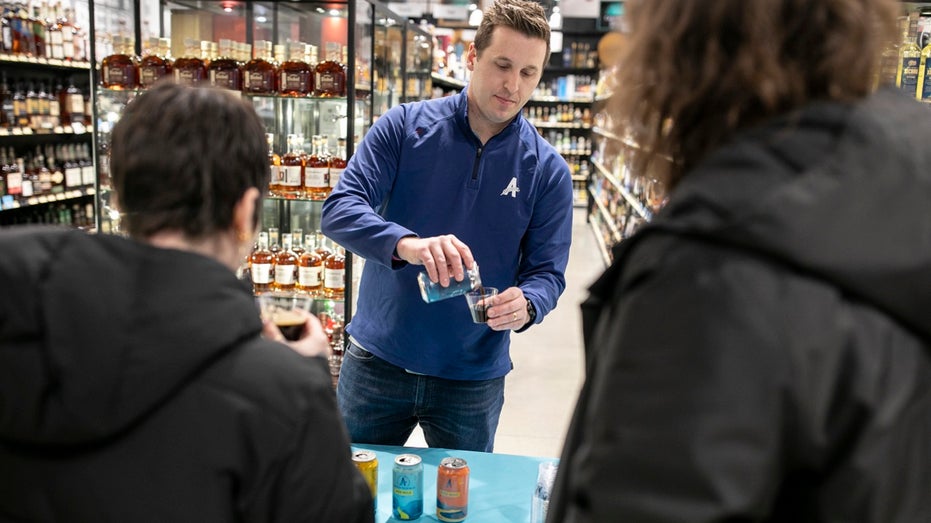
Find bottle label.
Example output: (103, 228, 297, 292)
(104, 67, 125, 84)
(68, 94, 84, 115)
(269, 165, 279, 184)
(252, 263, 272, 284)
(275, 264, 296, 285)
(281, 71, 311, 92)
(281, 165, 302, 187)
(299, 266, 322, 287)
(324, 268, 345, 290)
(305, 167, 327, 188)
(64, 166, 81, 188)
(22, 179, 33, 198)
(329, 167, 345, 188)
(81, 165, 94, 186)
(901, 57, 920, 93)
(6, 172, 22, 195)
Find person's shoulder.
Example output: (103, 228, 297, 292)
(198, 337, 336, 422)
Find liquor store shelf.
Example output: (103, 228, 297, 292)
(1, 187, 95, 211)
(591, 158, 652, 221)
(588, 210, 614, 266)
(0, 124, 93, 137)
(0, 55, 91, 70)
(96, 87, 349, 102)
(529, 121, 592, 130)
(590, 194, 623, 245)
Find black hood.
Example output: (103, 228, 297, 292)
(626, 88, 931, 344)
(0, 228, 262, 446)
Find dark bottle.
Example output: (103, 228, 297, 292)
(314, 42, 346, 97)
(138, 37, 172, 89)
(0, 73, 13, 129)
(278, 41, 313, 96)
(207, 38, 242, 90)
(242, 40, 278, 94)
(172, 38, 206, 87)
(100, 34, 139, 89)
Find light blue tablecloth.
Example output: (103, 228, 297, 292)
(353, 444, 558, 523)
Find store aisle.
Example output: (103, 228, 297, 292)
(405, 208, 607, 458)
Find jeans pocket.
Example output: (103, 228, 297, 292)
(346, 341, 375, 361)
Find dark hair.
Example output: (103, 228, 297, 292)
(613, 0, 899, 188)
(473, 0, 551, 57)
(109, 82, 270, 239)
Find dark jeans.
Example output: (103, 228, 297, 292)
(336, 340, 506, 452)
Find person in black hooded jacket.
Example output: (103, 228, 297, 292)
(549, 0, 931, 522)
(0, 82, 374, 522)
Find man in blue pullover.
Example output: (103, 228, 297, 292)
(321, 0, 573, 452)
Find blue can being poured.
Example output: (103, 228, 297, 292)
(418, 263, 482, 303)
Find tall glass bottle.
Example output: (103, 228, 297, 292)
(0, 73, 12, 129)
(897, 19, 921, 97)
(208, 38, 242, 90)
(279, 133, 304, 199)
(266, 133, 281, 196)
(303, 135, 329, 200)
(58, 78, 84, 126)
(274, 233, 297, 291)
(173, 38, 206, 87)
(279, 41, 313, 96)
(250, 232, 274, 294)
(314, 42, 346, 97)
(298, 233, 323, 295)
(100, 35, 138, 89)
(328, 137, 348, 190)
(323, 245, 345, 299)
(242, 40, 277, 94)
(139, 37, 172, 89)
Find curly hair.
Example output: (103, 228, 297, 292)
(612, 0, 900, 188)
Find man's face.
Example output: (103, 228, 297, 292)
(466, 26, 548, 136)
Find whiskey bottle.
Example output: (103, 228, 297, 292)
(897, 19, 921, 97)
(242, 40, 278, 94)
(303, 135, 329, 200)
(298, 233, 324, 295)
(274, 233, 298, 291)
(266, 133, 281, 196)
(328, 138, 347, 190)
(101, 35, 139, 90)
(918, 36, 931, 103)
(279, 41, 313, 96)
(250, 232, 274, 294)
(46, 1, 62, 60)
(0, 73, 12, 129)
(139, 37, 172, 89)
(323, 244, 346, 299)
(58, 78, 84, 126)
(279, 133, 304, 198)
(314, 42, 346, 97)
(173, 38, 206, 87)
(208, 38, 242, 91)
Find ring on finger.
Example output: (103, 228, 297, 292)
(512, 312, 518, 321)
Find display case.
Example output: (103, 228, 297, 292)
(0, 24, 95, 228)
(88, 0, 427, 381)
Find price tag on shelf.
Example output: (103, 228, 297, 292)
(11, 127, 22, 135)
(0, 129, 7, 136)
(53, 126, 64, 134)
(37, 196, 48, 204)
(21, 128, 33, 135)
(26, 197, 38, 206)
(27, 56, 38, 63)
(55, 193, 65, 201)
(72, 122, 86, 135)
(49, 58, 63, 66)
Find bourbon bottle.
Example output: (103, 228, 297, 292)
(323, 244, 346, 299)
(250, 232, 274, 294)
(274, 234, 298, 291)
(266, 133, 281, 196)
(100, 35, 139, 89)
(173, 38, 206, 87)
(242, 40, 278, 94)
(298, 233, 324, 296)
(208, 38, 242, 91)
(279, 134, 304, 198)
(328, 137, 347, 190)
(303, 135, 329, 200)
(138, 37, 172, 89)
(279, 41, 313, 96)
(314, 42, 346, 97)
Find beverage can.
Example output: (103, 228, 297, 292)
(437, 457, 469, 522)
(418, 262, 481, 303)
(352, 450, 378, 510)
(392, 453, 424, 520)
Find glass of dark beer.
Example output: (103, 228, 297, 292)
(258, 292, 313, 341)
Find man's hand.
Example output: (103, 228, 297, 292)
(485, 286, 531, 331)
(396, 235, 475, 287)
(261, 309, 332, 358)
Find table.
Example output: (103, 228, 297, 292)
(353, 444, 558, 522)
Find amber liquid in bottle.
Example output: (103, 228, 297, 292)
(298, 233, 324, 296)
(208, 38, 242, 91)
(267, 133, 281, 196)
(323, 245, 346, 299)
(173, 38, 206, 87)
(279, 42, 313, 96)
(139, 37, 172, 89)
(314, 42, 346, 97)
(274, 234, 298, 291)
(242, 40, 278, 94)
(250, 232, 274, 294)
(328, 138, 347, 190)
(101, 35, 139, 89)
(279, 134, 304, 199)
(304, 135, 330, 200)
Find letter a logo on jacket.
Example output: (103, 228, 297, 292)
(501, 177, 520, 198)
